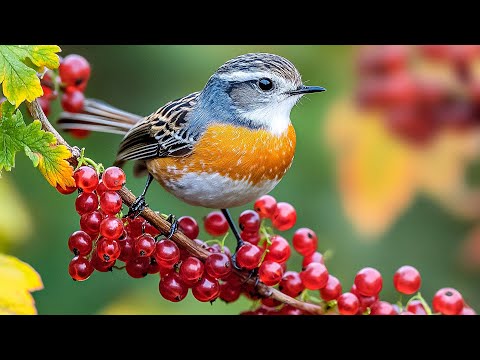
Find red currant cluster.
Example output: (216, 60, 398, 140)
(357, 45, 480, 145)
(60, 163, 476, 314)
(39, 54, 91, 138)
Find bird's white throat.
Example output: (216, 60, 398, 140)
(242, 95, 299, 136)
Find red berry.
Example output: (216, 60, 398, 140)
(254, 195, 277, 219)
(75, 192, 99, 215)
(125, 257, 149, 278)
(261, 296, 282, 308)
(179, 256, 204, 284)
(239, 210, 261, 233)
(393, 265, 421, 295)
(159, 272, 188, 302)
(80, 210, 103, 236)
(61, 90, 85, 113)
(292, 228, 318, 256)
(370, 301, 397, 315)
(56, 184, 77, 195)
(38, 96, 51, 116)
(300, 262, 329, 290)
(102, 167, 126, 191)
(100, 217, 124, 239)
(418, 45, 452, 60)
(271, 202, 297, 231)
(177, 216, 199, 240)
(205, 252, 232, 279)
(258, 260, 284, 286)
(235, 243, 262, 270)
(59, 54, 91, 91)
(68, 230, 92, 256)
(68, 256, 94, 281)
(302, 251, 324, 269)
(406, 300, 427, 315)
(118, 236, 135, 262)
(99, 191, 122, 215)
(219, 281, 241, 303)
(208, 244, 232, 257)
(147, 257, 161, 274)
(134, 234, 156, 257)
(73, 166, 99, 193)
(95, 180, 108, 197)
(358, 45, 409, 76)
(279, 271, 305, 297)
(319, 275, 342, 301)
(359, 73, 417, 108)
(385, 105, 438, 146)
(432, 288, 464, 315)
(143, 221, 161, 237)
(154, 239, 180, 268)
(264, 235, 291, 264)
(354, 267, 383, 297)
(204, 211, 229, 236)
(96, 238, 121, 262)
(459, 306, 477, 315)
(125, 217, 145, 238)
(241, 231, 260, 246)
(192, 276, 220, 302)
(337, 292, 360, 315)
(91, 251, 115, 272)
(68, 129, 91, 139)
(277, 305, 304, 315)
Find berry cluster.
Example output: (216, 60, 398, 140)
(60, 162, 475, 314)
(39, 54, 91, 138)
(356, 45, 480, 145)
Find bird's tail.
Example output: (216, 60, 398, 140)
(57, 98, 143, 135)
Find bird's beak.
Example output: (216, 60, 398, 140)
(288, 85, 326, 96)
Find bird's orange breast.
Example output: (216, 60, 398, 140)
(147, 123, 296, 186)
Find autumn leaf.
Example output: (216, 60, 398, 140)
(0, 254, 43, 315)
(325, 100, 418, 238)
(0, 101, 75, 189)
(0, 45, 61, 107)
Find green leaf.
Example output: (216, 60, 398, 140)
(0, 45, 61, 107)
(0, 102, 75, 188)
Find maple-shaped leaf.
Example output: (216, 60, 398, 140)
(0, 101, 75, 189)
(0, 45, 61, 107)
(0, 253, 43, 315)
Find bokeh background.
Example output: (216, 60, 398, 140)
(3, 45, 480, 314)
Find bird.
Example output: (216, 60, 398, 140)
(57, 52, 325, 267)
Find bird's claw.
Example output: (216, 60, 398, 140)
(127, 195, 147, 219)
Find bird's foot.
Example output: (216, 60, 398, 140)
(126, 195, 147, 219)
(164, 214, 178, 239)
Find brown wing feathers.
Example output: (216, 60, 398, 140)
(114, 92, 200, 166)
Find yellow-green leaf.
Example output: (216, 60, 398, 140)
(0, 45, 61, 107)
(325, 100, 417, 238)
(0, 254, 43, 315)
(0, 102, 75, 189)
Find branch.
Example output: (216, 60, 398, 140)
(27, 99, 324, 315)
(27, 100, 81, 165)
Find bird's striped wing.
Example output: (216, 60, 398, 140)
(114, 92, 200, 165)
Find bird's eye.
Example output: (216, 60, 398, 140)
(258, 78, 273, 91)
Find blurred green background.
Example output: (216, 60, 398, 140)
(3, 45, 480, 314)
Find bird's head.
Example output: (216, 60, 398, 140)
(200, 53, 325, 135)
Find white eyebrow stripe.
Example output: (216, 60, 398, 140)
(217, 71, 275, 82)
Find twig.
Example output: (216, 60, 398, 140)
(26, 99, 324, 315)
(27, 100, 81, 165)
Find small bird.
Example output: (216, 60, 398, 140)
(58, 52, 325, 265)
